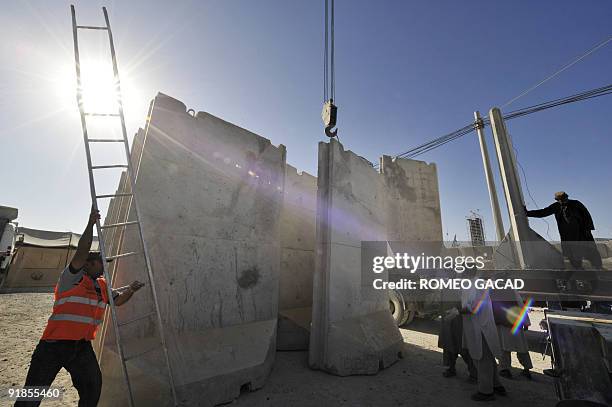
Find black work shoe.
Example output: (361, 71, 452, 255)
(520, 369, 532, 380)
(493, 386, 507, 396)
(471, 392, 495, 401)
(499, 369, 512, 379)
(442, 368, 457, 378)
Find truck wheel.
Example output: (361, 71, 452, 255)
(402, 309, 416, 326)
(399, 300, 417, 326)
(389, 290, 406, 327)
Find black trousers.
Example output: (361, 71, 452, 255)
(15, 340, 102, 407)
(564, 235, 602, 269)
(443, 348, 477, 378)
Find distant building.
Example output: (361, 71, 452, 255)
(467, 214, 485, 247)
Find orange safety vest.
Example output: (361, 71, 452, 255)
(41, 274, 109, 341)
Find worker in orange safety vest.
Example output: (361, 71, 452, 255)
(15, 207, 144, 407)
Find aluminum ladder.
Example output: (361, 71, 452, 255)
(70, 5, 178, 406)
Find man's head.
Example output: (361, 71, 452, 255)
(83, 252, 109, 278)
(554, 191, 569, 203)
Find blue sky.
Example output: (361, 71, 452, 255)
(1, 0, 611, 241)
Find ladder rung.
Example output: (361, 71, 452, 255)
(96, 193, 133, 199)
(124, 343, 161, 362)
(106, 251, 140, 261)
(118, 311, 156, 327)
(88, 139, 125, 143)
(77, 25, 108, 30)
(84, 113, 120, 117)
(100, 220, 139, 230)
(91, 164, 128, 169)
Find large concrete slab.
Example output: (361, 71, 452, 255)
(309, 140, 405, 376)
(277, 165, 316, 350)
(379, 155, 443, 242)
(98, 93, 286, 406)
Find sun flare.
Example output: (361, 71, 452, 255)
(79, 60, 119, 113)
(54, 58, 141, 117)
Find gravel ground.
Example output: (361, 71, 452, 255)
(0, 293, 558, 406)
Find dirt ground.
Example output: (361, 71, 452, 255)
(0, 293, 79, 406)
(0, 293, 558, 406)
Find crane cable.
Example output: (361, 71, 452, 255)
(391, 83, 612, 160)
(323, 0, 328, 102)
(323, 0, 335, 103)
(330, 0, 335, 102)
(379, 35, 612, 161)
(322, 0, 339, 138)
(502, 35, 612, 108)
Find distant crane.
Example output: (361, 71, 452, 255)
(467, 210, 486, 247)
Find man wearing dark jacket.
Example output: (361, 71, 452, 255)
(525, 191, 602, 269)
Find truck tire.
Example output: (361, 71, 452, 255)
(398, 295, 416, 326)
(402, 308, 416, 326)
(389, 289, 406, 326)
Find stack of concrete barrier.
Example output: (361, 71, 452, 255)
(98, 93, 286, 406)
(96, 92, 447, 403)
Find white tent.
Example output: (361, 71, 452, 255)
(0, 227, 98, 292)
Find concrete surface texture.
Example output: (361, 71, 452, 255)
(490, 107, 532, 268)
(494, 228, 564, 270)
(380, 155, 443, 242)
(310, 140, 418, 376)
(97, 93, 286, 406)
(277, 164, 316, 351)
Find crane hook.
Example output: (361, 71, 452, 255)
(322, 99, 338, 138)
(325, 124, 338, 138)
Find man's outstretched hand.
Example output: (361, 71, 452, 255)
(129, 280, 145, 293)
(88, 206, 100, 227)
(114, 281, 145, 306)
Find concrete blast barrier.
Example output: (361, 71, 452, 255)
(309, 140, 405, 376)
(277, 165, 316, 350)
(379, 156, 443, 242)
(98, 93, 286, 406)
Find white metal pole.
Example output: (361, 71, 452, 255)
(489, 107, 530, 269)
(474, 111, 505, 242)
